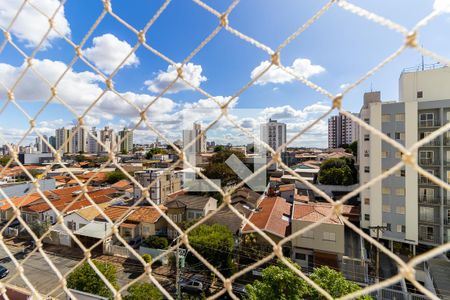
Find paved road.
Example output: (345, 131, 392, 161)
(0, 244, 175, 298)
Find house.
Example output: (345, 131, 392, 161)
(134, 168, 182, 204)
(165, 194, 218, 238)
(279, 184, 296, 203)
(241, 196, 292, 249)
(291, 202, 347, 271)
(0, 193, 42, 222)
(96, 206, 167, 242)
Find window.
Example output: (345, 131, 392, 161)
(382, 187, 391, 195)
(364, 214, 370, 221)
(323, 232, 336, 241)
(364, 118, 369, 123)
(386, 133, 391, 138)
(400, 169, 405, 177)
(382, 114, 391, 122)
(417, 91, 423, 98)
(401, 225, 406, 233)
(397, 225, 403, 233)
(395, 188, 405, 196)
(395, 132, 405, 140)
(364, 198, 370, 205)
(295, 253, 306, 260)
(420, 225, 434, 240)
(382, 151, 389, 158)
(419, 206, 435, 222)
(382, 204, 391, 213)
(301, 230, 314, 239)
(386, 223, 392, 231)
(419, 131, 432, 139)
(419, 150, 434, 164)
(396, 206, 405, 214)
(395, 151, 402, 159)
(364, 166, 370, 173)
(419, 113, 435, 127)
(67, 221, 76, 231)
(420, 188, 435, 200)
(395, 114, 405, 122)
(364, 134, 370, 141)
(364, 150, 369, 157)
(172, 214, 178, 223)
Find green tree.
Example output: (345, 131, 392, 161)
(142, 254, 152, 264)
(75, 154, 87, 162)
(213, 145, 225, 152)
(142, 236, 168, 249)
(246, 260, 308, 300)
(124, 282, 162, 300)
(29, 221, 50, 238)
(0, 155, 11, 166)
(106, 171, 127, 184)
(203, 149, 246, 187)
(307, 266, 371, 300)
(318, 158, 357, 185)
(145, 148, 167, 159)
(188, 224, 235, 275)
(67, 260, 118, 298)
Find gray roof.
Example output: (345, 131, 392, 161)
(74, 221, 112, 239)
(166, 195, 214, 210)
(428, 258, 450, 299)
(205, 203, 252, 234)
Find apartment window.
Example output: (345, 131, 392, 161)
(400, 169, 405, 177)
(323, 232, 336, 242)
(386, 133, 391, 138)
(295, 253, 306, 261)
(364, 134, 370, 141)
(401, 225, 406, 233)
(364, 166, 370, 173)
(382, 187, 391, 195)
(364, 118, 369, 123)
(420, 206, 435, 222)
(381, 151, 389, 158)
(364, 214, 370, 221)
(395, 188, 405, 196)
(382, 114, 391, 122)
(417, 91, 423, 98)
(364, 198, 370, 205)
(420, 225, 434, 241)
(384, 223, 391, 231)
(396, 206, 405, 214)
(382, 204, 391, 213)
(364, 150, 369, 157)
(172, 214, 178, 223)
(396, 225, 403, 233)
(419, 113, 435, 127)
(419, 131, 432, 139)
(301, 230, 314, 239)
(395, 114, 405, 122)
(420, 188, 435, 200)
(419, 150, 434, 164)
(395, 132, 405, 140)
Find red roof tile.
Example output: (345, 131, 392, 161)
(99, 206, 166, 224)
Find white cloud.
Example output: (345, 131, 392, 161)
(434, 0, 450, 12)
(83, 34, 139, 74)
(144, 63, 207, 94)
(0, 0, 70, 48)
(251, 58, 325, 85)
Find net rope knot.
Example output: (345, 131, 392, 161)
(405, 31, 418, 48)
(220, 13, 229, 27)
(2, 30, 11, 42)
(271, 52, 280, 66)
(333, 94, 343, 109)
(402, 152, 415, 165)
(137, 31, 146, 44)
(103, 0, 112, 13)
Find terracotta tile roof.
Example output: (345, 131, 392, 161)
(279, 184, 295, 192)
(111, 180, 132, 189)
(77, 172, 108, 182)
(119, 223, 137, 229)
(242, 196, 292, 238)
(0, 193, 42, 210)
(99, 206, 166, 224)
(22, 194, 111, 213)
(293, 202, 348, 225)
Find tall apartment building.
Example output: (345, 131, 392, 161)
(71, 126, 88, 153)
(49, 136, 56, 149)
(134, 168, 182, 205)
(55, 128, 72, 153)
(260, 119, 287, 152)
(99, 126, 117, 153)
(118, 127, 133, 153)
(182, 123, 206, 155)
(35, 135, 49, 153)
(328, 113, 358, 148)
(358, 65, 450, 250)
(87, 127, 98, 153)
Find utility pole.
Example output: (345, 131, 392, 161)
(175, 246, 187, 300)
(369, 225, 387, 283)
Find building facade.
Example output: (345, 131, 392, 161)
(134, 168, 182, 205)
(358, 65, 450, 250)
(99, 126, 117, 153)
(182, 123, 206, 155)
(328, 113, 358, 149)
(118, 127, 133, 153)
(260, 119, 287, 152)
(55, 128, 72, 153)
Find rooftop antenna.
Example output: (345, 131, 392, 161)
(370, 82, 373, 92)
(421, 44, 425, 70)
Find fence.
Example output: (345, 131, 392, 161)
(0, 0, 449, 300)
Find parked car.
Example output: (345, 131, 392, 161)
(180, 275, 210, 294)
(0, 266, 9, 279)
(128, 237, 142, 249)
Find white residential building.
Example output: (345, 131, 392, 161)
(260, 119, 287, 152)
(87, 127, 99, 153)
(183, 123, 206, 155)
(358, 65, 450, 250)
(328, 113, 358, 148)
(55, 128, 72, 153)
(99, 126, 117, 153)
(118, 127, 133, 153)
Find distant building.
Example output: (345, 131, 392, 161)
(134, 168, 182, 205)
(183, 123, 206, 154)
(87, 127, 98, 154)
(327, 113, 358, 149)
(118, 127, 133, 153)
(35, 135, 49, 153)
(55, 127, 71, 153)
(71, 126, 88, 153)
(260, 119, 287, 152)
(99, 126, 117, 153)
(49, 136, 56, 149)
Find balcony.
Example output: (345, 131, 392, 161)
(419, 120, 440, 128)
(418, 176, 439, 185)
(419, 158, 440, 166)
(418, 196, 441, 205)
(419, 233, 441, 245)
(419, 139, 441, 147)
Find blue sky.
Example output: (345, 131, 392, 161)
(0, 0, 449, 147)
